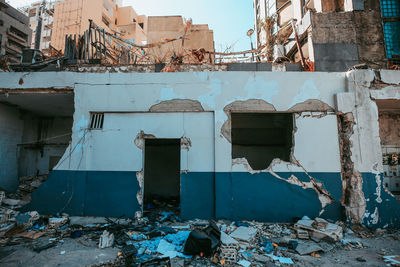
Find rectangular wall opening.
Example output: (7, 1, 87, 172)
(377, 100, 400, 201)
(231, 113, 294, 170)
(144, 138, 181, 211)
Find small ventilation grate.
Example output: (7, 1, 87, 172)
(89, 113, 104, 129)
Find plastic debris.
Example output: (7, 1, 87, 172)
(184, 221, 220, 257)
(99, 230, 114, 249)
(238, 259, 251, 267)
(267, 254, 294, 264)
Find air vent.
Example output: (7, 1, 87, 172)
(90, 113, 104, 129)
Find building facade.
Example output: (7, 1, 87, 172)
(253, 0, 400, 70)
(0, 0, 32, 60)
(17, 0, 215, 62)
(20, 1, 58, 56)
(0, 67, 399, 229)
(147, 16, 214, 63)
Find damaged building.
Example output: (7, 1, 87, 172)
(0, 66, 399, 229)
(253, 0, 400, 70)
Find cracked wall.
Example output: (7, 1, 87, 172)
(1, 71, 352, 221)
(336, 69, 400, 228)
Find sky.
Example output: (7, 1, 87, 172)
(7, 0, 255, 52)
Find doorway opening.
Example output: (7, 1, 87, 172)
(377, 100, 400, 201)
(144, 138, 181, 212)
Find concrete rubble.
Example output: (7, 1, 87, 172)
(1, 197, 400, 267)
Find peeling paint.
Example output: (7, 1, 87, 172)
(181, 137, 192, 150)
(136, 170, 144, 206)
(364, 207, 379, 225)
(159, 87, 185, 101)
(232, 157, 263, 174)
(232, 157, 334, 212)
(290, 79, 321, 108)
(198, 78, 223, 109)
(372, 163, 382, 203)
(288, 99, 335, 113)
(149, 99, 204, 112)
(134, 131, 156, 150)
(244, 76, 279, 103)
(221, 99, 276, 142)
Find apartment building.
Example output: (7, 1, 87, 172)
(253, 0, 400, 70)
(0, 0, 32, 60)
(20, 1, 57, 56)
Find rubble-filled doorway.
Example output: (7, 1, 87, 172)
(377, 100, 400, 201)
(144, 138, 181, 210)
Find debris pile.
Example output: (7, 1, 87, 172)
(1, 173, 48, 210)
(0, 200, 399, 267)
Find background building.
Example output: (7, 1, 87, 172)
(253, 0, 400, 70)
(20, 1, 57, 56)
(146, 16, 214, 63)
(0, 0, 32, 60)
(17, 0, 215, 62)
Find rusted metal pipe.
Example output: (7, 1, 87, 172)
(291, 19, 306, 69)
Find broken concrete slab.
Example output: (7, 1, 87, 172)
(295, 241, 323, 255)
(295, 217, 343, 242)
(230, 226, 257, 241)
(221, 232, 239, 244)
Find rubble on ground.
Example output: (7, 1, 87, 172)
(0, 185, 400, 266)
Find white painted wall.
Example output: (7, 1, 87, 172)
(1, 71, 345, 174)
(67, 112, 215, 172)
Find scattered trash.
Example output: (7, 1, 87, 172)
(184, 221, 220, 257)
(238, 259, 251, 267)
(99, 230, 114, 249)
(49, 216, 68, 229)
(383, 255, 400, 266)
(0, 187, 396, 267)
(33, 242, 57, 253)
(294, 217, 343, 242)
(356, 256, 366, 262)
(70, 230, 84, 239)
(266, 254, 294, 264)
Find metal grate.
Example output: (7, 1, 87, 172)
(383, 21, 400, 59)
(89, 113, 104, 129)
(381, 0, 400, 59)
(381, 0, 400, 18)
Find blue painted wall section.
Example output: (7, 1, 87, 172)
(216, 172, 343, 222)
(362, 173, 400, 229)
(23, 170, 140, 218)
(181, 172, 215, 220)
(24, 171, 344, 221)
